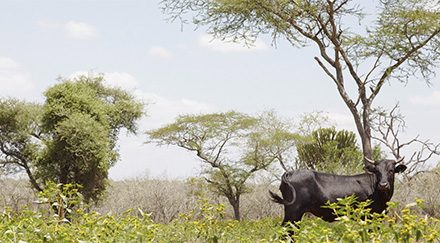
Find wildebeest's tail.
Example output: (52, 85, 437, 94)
(269, 172, 296, 205)
(269, 190, 288, 204)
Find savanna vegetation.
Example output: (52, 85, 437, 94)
(1, 0, 440, 242)
(1, 173, 440, 242)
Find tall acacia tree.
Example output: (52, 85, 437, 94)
(161, 0, 440, 160)
(147, 111, 297, 220)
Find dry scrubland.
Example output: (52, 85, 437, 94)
(0, 177, 282, 222)
(0, 171, 439, 242)
(1, 172, 440, 221)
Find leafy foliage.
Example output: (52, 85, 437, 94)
(290, 196, 440, 242)
(36, 182, 84, 222)
(0, 99, 44, 190)
(0, 195, 438, 242)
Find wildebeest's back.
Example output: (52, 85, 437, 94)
(285, 170, 375, 206)
(313, 172, 375, 203)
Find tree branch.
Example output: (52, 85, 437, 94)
(369, 28, 440, 103)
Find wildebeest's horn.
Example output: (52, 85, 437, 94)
(364, 157, 375, 164)
(395, 157, 405, 164)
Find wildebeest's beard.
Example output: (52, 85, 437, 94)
(376, 178, 393, 200)
(378, 185, 389, 192)
(380, 189, 393, 203)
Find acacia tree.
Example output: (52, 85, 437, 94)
(161, 0, 440, 160)
(147, 111, 297, 220)
(0, 75, 144, 203)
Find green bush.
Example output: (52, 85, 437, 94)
(0, 195, 438, 242)
(289, 196, 440, 242)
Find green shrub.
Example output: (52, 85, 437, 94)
(0, 195, 438, 242)
(289, 196, 440, 242)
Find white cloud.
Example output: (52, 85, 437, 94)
(0, 57, 20, 69)
(36, 20, 59, 29)
(64, 21, 97, 40)
(0, 72, 33, 93)
(135, 91, 216, 129)
(198, 34, 268, 53)
(36, 20, 98, 40)
(112, 82, 216, 180)
(69, 71, 139, 91)
(148, 46, 174, 60)
(409, 91, 440, 107)
(0, 57, 33, 98)
(104, 72, 139, 90)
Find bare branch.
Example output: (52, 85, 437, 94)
(372, 105, 440, 178)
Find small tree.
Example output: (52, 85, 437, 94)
(147, 111, 297, 220)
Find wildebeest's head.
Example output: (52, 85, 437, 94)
(364, 157, 407, 192)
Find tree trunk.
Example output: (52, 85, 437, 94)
(227, 196, 241, 221)
(336, 88, 373, 161)
(360, 128, 373, 159)
(362, 139, 373, 158)
(23, 162, 43, 192)
(231, 199, 240, 221)
(361, 105, 373, 159)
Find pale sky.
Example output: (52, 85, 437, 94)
(1, 0, 439, 180)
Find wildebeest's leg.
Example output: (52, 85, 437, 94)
(282, 205, 305, 238)
(282, 204, 305, 224)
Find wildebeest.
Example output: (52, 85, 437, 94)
(269, 158, 407, 225)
